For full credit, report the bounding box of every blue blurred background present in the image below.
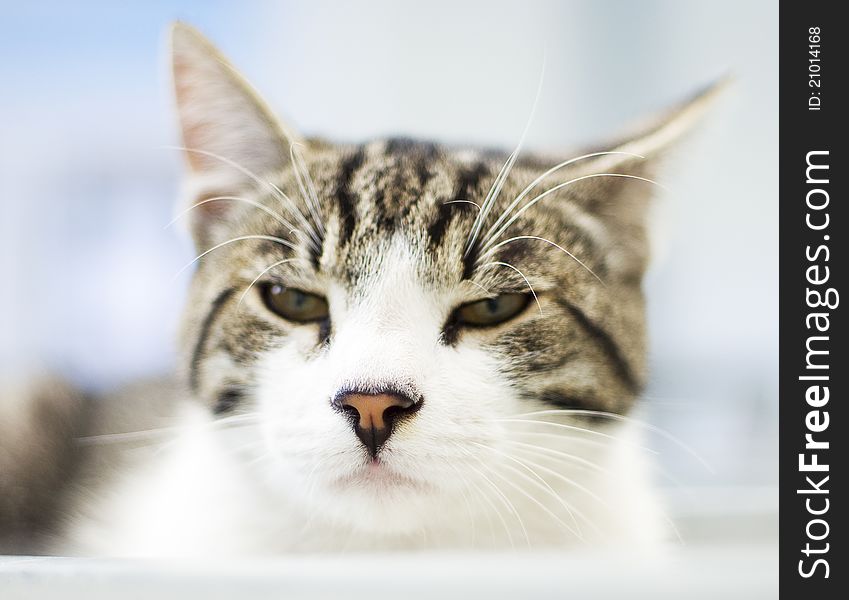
[0,1,777,536]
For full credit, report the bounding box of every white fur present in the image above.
[65,236,668,556]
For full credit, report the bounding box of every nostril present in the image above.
[340,403,360,424]
[382,401,421,428]
[333,389,422,457]
[382,404,402,425]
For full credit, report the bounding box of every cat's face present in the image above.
[170,23,717,542]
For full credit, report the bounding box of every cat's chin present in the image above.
[296,461,446,535]
[334,459,431,492]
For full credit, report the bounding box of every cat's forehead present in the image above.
[223,138,586,295]
[286,139,519,286]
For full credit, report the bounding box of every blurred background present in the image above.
[0,0,776,548]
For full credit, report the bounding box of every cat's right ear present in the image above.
[170,22,298,246]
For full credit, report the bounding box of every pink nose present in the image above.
[337,391,420,457]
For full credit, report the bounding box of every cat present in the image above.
[0,22,723,557]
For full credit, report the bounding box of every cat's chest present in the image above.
[64,408,291,557]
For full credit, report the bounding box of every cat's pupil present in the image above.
[486,298,499,314]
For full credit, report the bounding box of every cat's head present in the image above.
[170,23,719,543]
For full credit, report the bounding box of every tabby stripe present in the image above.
[534,389,623,417]
[413,149,436,189]
[554,298,641,394]
[190,287,236,392]
[428,161,488,259]
[213,388,244,415]
[427,200,457,250]
[335,147,366,246]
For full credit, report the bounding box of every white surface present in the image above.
[0,547,777,600]
[0,486,778,598]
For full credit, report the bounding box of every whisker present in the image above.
[173,234,296,280]
[74,412,263,447]
[464,57,546,258]
[237,258,303,308]
[445,462,481,547]
[503,428,657,454]
[465,151,518,257]
[478,457,581,541]
[165,145,321,251]
[478,261,542,315]
[480,235,605,287]
[485,173,666,247]
[478,151,645,251]
[471,441,582,538]
[443,199,482,212]
[508,409,712,473]
[461,453,530,548]
[495,417,647,449]
[505,445,611,511]
[465,474,508,548]
[289,143,325,237]
[500,439,612,475]
[464,279,493,295]
[500,439,685,542]
[492,459,585,540]
[165,195,298,234]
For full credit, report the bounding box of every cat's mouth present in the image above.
[334,459,429,492]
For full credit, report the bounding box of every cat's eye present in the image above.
[259,283,329,323]
[455,293,531,327]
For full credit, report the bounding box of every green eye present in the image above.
[259,283,329,323]
[456,293,531,327]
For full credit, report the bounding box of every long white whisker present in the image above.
[461,453,530,548]
[464,474,509,548]
[501,439,612,474]
[471,441,581,538]
[493,459,584,540]
[509,409,713,473]
[465,151,518,257]
[510,439,684,546]
[504,450,609,540]
[478,261,542,315]
[478,457,581,541]
[237,258,302,308]
[496,417,646,449]
[481,235,605,286]
[443,199,482,211]
[166,145,321,251]
[464,57,546,258]
[174,235,296,279]
[506,445,611,510]
[74,412,263,446]
[506,429,659,455]
[290,143,325,237]
[443,460,483,547]
[464,280,493,295]
[479,151,645,251]
[165,195,298,234]
[486,173,666,246]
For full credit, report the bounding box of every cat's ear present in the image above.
[577,77,729,174]
[562,78,729,277]
[170,22,299,245]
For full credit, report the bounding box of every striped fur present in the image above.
[0,23,723,555]
[182,138,651,418]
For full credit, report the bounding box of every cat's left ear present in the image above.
[560,78,730,277]
[576,77,730,174]
[170,22,299,245]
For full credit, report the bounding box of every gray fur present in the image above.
[0,22,723,553]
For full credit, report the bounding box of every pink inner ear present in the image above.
[172,59,213,174]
